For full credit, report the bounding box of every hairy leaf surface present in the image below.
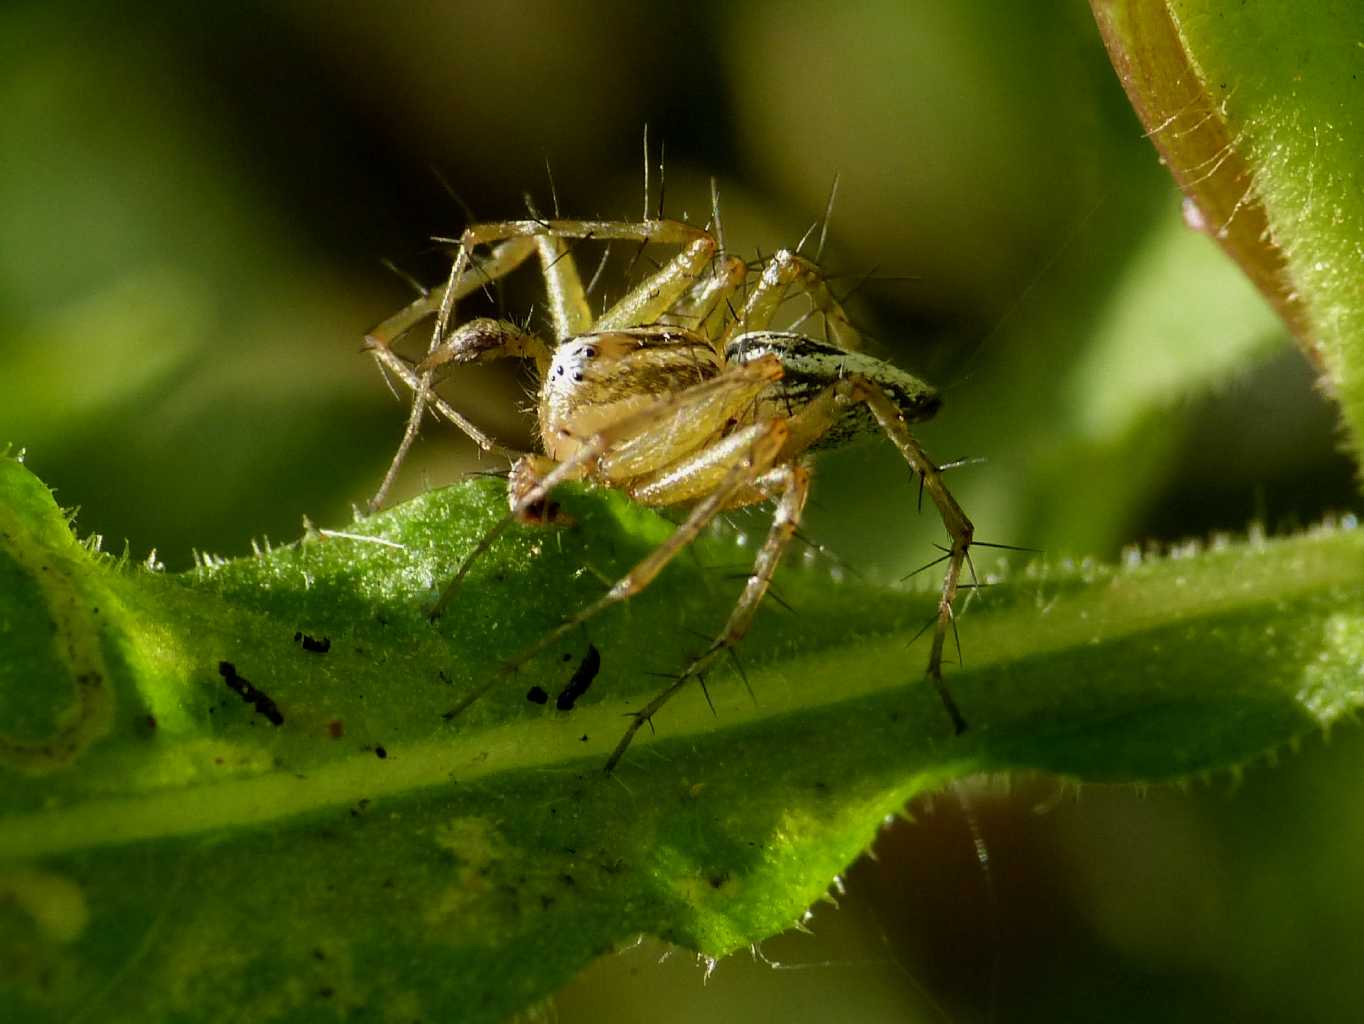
[3,456,1362,1022]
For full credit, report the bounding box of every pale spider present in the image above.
[363,190,973,771]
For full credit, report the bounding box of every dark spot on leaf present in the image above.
[217,661,284,725]
[328,720,344,738]
[312,948,326,961]
[560,873,575,887]
[526,686,549,705]
[374,745,388,759]
[556,644,601,711]
[709,873,729,889]
[318,987,334,999]
[294,632,331,654]
[579,734,588,742]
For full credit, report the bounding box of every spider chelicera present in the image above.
[363,191,973,771]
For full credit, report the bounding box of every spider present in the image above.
[363,191,973,771]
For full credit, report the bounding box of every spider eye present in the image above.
[572,372,584,382]
[555,365,564,376]
[583,346,596,358]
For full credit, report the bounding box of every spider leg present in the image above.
[523,197,593,340]
[595,234,717,331]
[420,220,714,349]
[364,331,520,460]
[606,461,811,772]
[499,418,791,675]
[367,237,541,510]
[844,377,972,733]
[364,236,539,352]
[657,254,749,349]
[772,375,971,732]
[537,233,594,340]
[518,215,722,337]
[722,248,863,352]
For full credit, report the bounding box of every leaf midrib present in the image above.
[6,525,1359,861]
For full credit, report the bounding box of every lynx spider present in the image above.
[364,185,973,771]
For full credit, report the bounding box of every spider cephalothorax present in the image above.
[364,201,972,770]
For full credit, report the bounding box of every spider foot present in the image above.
[604,664,711,773]
[605,709,655,774]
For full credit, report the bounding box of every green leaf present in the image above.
[1091,0,1364,451]
[4,453,1364,1022]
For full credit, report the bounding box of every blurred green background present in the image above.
[3,1,1361,1020]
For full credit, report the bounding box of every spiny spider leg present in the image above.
[435,217,716,340]
[377,236,534,512]
[500,418,790,677]
[657,254,748,347]
[368,315,547,455]
[731,366,969,733]
[845,377,972,733]
[594,235,717,331]
[536,231,594,339]
[605,461,811,772]
[367,237,540,509]
[365,237,539,353]
[722,248,863,351]
[363,333,519,460]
